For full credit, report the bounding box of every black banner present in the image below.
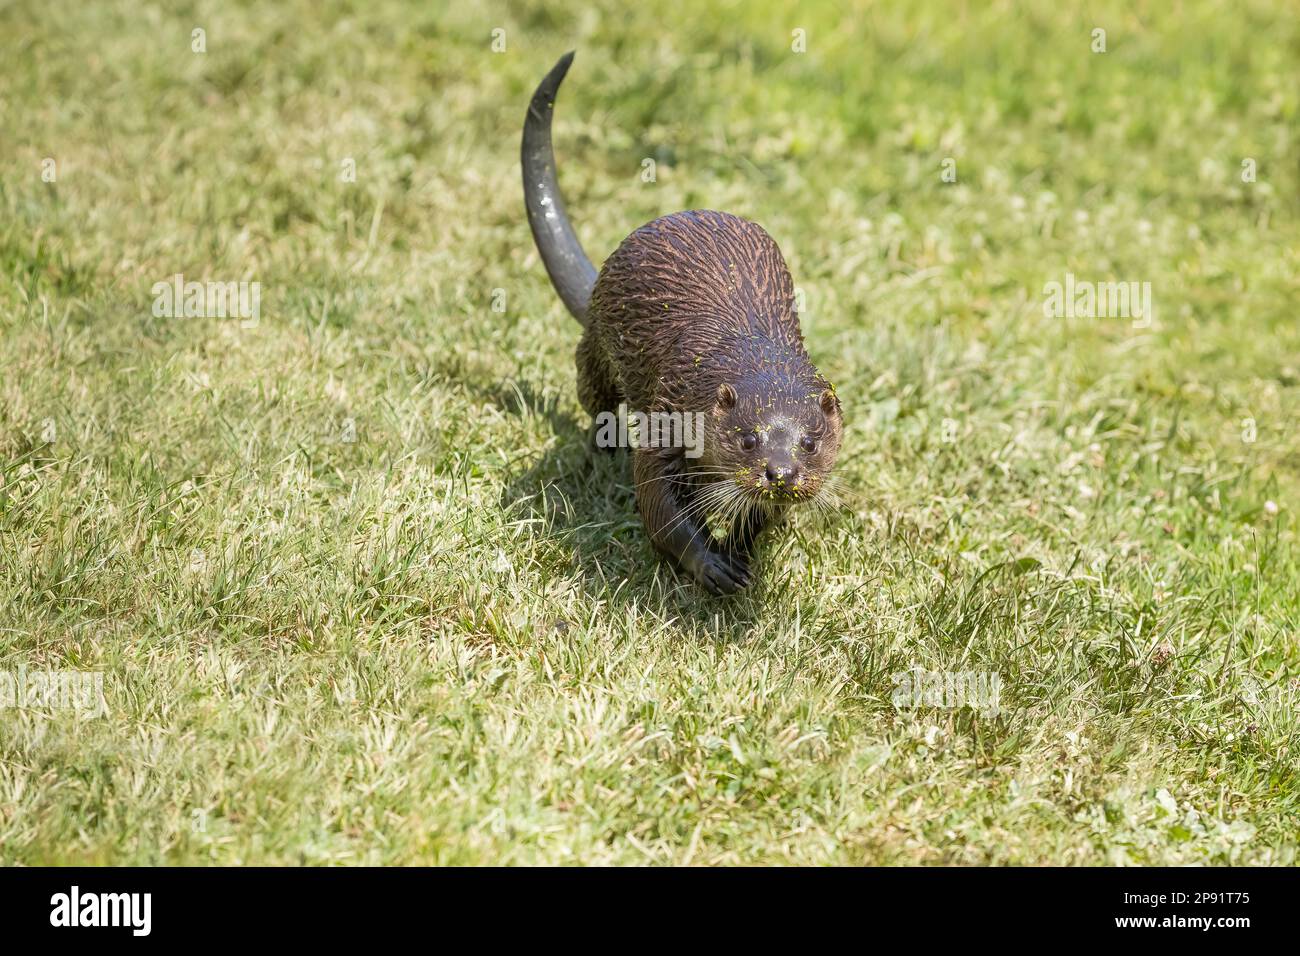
[0,866,1281,942]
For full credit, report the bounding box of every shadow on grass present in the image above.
[492,378,769,636]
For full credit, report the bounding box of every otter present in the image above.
[522,52,843,595]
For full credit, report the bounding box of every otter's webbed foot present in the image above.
[633,448,752,595]
[685,548,752,595]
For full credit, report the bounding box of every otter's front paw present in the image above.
[685,548,752,596]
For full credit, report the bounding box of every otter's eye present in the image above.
[800,436,818,453]
[740,433,758,451]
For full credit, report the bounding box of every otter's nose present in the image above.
[765,463,799,487]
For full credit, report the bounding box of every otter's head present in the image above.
[700,374,843,505]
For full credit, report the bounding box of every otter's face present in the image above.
[703,380,843,504]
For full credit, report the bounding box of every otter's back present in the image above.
[593,210,794,326]
[586,211,801,400]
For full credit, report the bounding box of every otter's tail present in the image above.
[522,51,597,325]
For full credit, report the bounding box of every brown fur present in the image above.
[581,210,843,595]
[520,54,842,594]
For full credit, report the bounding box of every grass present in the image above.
[0,0,1297,864]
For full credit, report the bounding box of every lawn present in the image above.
[0,0,1296,864]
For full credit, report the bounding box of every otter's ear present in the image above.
[716,383,737,409]
[819,388,839,415]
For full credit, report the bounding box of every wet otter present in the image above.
[522,52,843,595]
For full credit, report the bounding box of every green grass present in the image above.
[1,0,1297,864]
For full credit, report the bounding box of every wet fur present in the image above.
[582,211,840,593]
[523,55,843,595]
